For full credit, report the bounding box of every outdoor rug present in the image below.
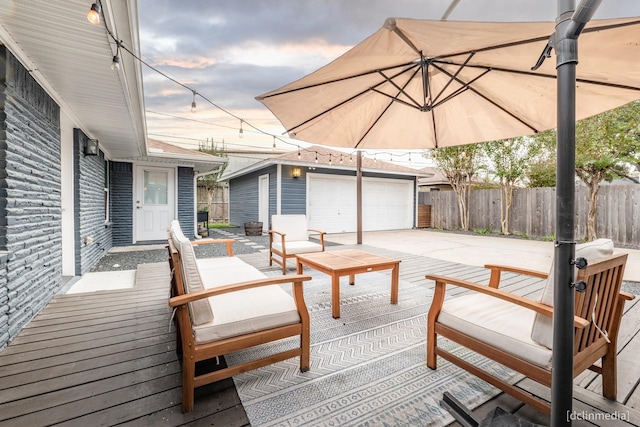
[226,270,523,427]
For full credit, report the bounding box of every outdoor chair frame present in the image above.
[426,253,633,415]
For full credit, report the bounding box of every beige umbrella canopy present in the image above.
[257,17,640,150]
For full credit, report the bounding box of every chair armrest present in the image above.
[169,274,312,307]
[191,239,235,256]
[483,264,548,288]
[425,273,589,329]
[620,291,636,301]
[308,229,326,249]
[269,230,285,237]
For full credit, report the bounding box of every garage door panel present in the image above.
[308,174,413,233]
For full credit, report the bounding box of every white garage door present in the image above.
[307,173,413,233]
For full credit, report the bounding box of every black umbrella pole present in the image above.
[553,4,577,423]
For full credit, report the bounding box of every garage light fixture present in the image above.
[292,167,301,178]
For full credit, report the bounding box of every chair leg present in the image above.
[427,328,437,369]
[181,352,196,413]
[601,344,618,400]
[300,328,310,372]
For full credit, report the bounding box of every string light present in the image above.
[111,55,120,71]
[87,2,101,25]
[86,5,435,167]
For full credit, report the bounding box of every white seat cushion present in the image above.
[271,214,309,241]
[272,240,323,255]
[530,238,614,349]
[438,293,552,369]
[192,257,300,344]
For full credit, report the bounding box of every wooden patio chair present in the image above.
[425,238,634,415]
[269,214,326,274]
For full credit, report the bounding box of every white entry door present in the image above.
[136,166,175,241]
[258,174,269,231]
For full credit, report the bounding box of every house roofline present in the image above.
[223,157,430,181]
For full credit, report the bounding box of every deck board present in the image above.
[0,245,638,426]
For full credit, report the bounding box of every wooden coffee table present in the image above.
[296,249,400,318]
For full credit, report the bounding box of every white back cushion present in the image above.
[530,238,614,349]
[271,215,309,242]
[170,220,214,326]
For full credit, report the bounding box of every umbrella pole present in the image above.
[553,1,603,423]
[357,150,363,244]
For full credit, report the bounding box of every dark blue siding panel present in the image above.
[229,165,277,227]
[110,161,133,246]
[177,167,194,239]
[73,129,112,275]
[0,48,62,349]
[281,165,306,214]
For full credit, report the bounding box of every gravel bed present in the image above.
[90,228,334,272]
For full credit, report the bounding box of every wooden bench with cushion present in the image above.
[426,238,634,414]
[167,220,312,412]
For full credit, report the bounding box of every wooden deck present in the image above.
[1,245,639,426]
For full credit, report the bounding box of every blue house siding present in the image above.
[281,165,306,214]
[0,48,63,349]
[73,128,112,275]
[110,161,133,246]
[177,167,195,238]
[229,165,277,227]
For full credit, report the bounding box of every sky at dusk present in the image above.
[137,0,640,166]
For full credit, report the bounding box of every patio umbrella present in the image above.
[257,16,640,150]
[257,4,640,425]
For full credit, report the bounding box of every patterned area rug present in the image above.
[226,271,522,427]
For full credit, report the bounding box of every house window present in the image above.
[104,160,110,222]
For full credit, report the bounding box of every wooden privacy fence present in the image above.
[419,185,640,248]
[197,185,229,224]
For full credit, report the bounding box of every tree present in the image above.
[483,137,540,234]
[427,144,482,231]
[198,141,228,223]
[526,129,557,188]
[575,101,640,241]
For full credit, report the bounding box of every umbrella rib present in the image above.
[356,65,421,148]
[444,61,640,92]
[429,53,475,106]
[436,65,540,133]
[377,65,424,109]
[257,61,419,100]
[437,19,640,60]
[286,63,423,134]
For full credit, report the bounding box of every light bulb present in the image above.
[297,148,301,160]
[110,55,120,71]
[190,90,197,113]
[239,120,244,138]
[272,137,276,151]
[87,3,101,24]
